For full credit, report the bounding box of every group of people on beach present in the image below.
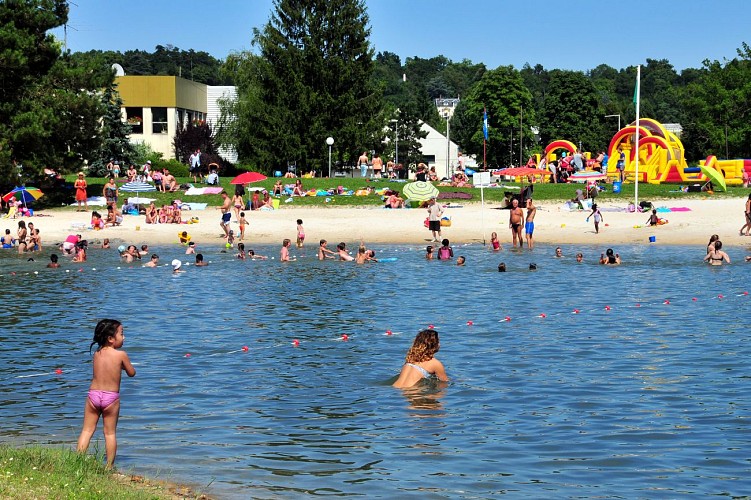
[104,162,180,192]
[143,201,188,225]
[1,220,42,253]
[507,198,537,249]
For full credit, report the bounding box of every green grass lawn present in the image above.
[0,445,203,499]
[62,174,747,211]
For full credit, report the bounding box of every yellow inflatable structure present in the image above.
[604,118,750,191]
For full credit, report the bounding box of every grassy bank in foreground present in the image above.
[0,445,207,499]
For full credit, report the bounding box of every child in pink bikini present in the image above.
[77,319,136,468]
[296,219,305,248]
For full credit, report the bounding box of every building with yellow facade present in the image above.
[115,75,237,162]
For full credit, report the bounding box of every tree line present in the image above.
[68,45,231,86]
[219,0,751,172]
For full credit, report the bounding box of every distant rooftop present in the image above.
[435,98,460,108]
[663,123,683,135]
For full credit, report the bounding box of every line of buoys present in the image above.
[490,290,749,325]
[12,287,749,377]
[15,368,65,379]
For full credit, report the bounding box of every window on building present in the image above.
[152,107,168,134]
[125,107,143,134]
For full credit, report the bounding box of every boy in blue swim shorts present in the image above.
[525,198,536,250]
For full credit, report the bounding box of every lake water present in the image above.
[0,242,749,498]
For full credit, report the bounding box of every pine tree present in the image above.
[89,83,137,176]
[0,0,69,181]
[230,0,381,172]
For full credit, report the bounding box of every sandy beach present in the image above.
[10,196,751,250]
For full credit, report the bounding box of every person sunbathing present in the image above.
[171,201,182,224]
[262,192,274,209]
[292,179,304,196]
[163,171,178,192]
[145,202,158,224]
[386,192,404,209]
[163,204,175,224]
[428,167,439,182]
[105,205,123,227]
[451,170,469,187]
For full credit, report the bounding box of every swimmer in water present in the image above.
[392,329,448,388]
[318,239,336,260]
[704,240,730,265]
[425,245,434,260]
[337,242,354,262]
[599,248,621,265]
[490,232,501,251]
[706,234,719,255]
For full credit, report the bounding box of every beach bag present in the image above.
[440,216,451,227]
[627,203,636,213]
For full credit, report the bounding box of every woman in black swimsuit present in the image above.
[704,240,730,265]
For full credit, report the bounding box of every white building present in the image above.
[206,86,238,163]
[435,97,460,120]
[418,121,475,180]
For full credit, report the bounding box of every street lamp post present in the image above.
[326,137,334,178]
[395,122,399,168]
[444,111,451,178]
[605,114,621,131]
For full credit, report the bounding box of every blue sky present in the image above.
[55,0,751,72]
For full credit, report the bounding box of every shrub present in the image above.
[153,158,188,177]
[131,141,162,167]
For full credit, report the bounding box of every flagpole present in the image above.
[634,65,641,209]
[483,136,486,170]
[483,107,488,169]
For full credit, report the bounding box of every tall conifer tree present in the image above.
[230,0,380,171]
[89,83,137,176]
